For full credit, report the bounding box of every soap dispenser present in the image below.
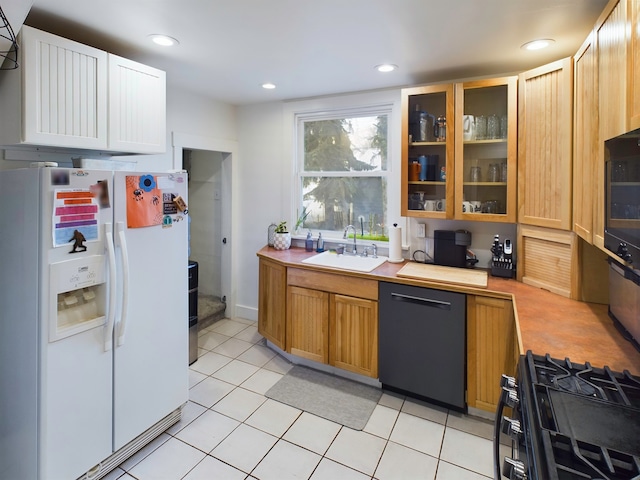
[316,232,325,252]
[305,231,314,252]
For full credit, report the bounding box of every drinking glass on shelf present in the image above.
[487,114,499,139]
[500,115,508,139]
[470,166,481,182]
[500,162,507,183]
[475,115,487,140]
[488,163,500,182]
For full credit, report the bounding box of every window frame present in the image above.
[293,103,395,244]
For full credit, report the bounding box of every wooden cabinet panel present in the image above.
[257,259,286,350]
[518,58,573,230]
[467,295,518,412]
[287,286,329,363]
[329,294,378,378]
[573,34,598,243]
[630,0,640,130]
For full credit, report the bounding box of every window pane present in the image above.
[301,176,388,240]
[303,115,388,172]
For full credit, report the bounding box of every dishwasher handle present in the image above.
[390,292,451,310]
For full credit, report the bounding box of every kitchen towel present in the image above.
[388,223,403,263]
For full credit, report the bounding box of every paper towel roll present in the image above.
[388,224,403,263]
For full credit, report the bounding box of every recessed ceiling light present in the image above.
[262,83,276,90]
[521,39,555,51]
[148,34,179,47]
[375,64,398,73]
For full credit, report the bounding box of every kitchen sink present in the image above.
[301,250,388,273]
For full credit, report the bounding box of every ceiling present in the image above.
[22,0,609,106]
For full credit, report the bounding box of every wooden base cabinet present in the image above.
[466,295,519,412]
[330,294,378,378]
[286,268,379,378]
[258,259,286,350]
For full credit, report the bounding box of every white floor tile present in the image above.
[310,458,371,480]
[446,411,494,441]
[378,391,405,410]
[262,354,293,374]
[128,437,206,479]
[190,351,233,376]
[439,427,494,477]
[245,399,302,437]
[325,427,386,476]
[188,369,207,388]
[234,324,264,343]
[211,387,266,422]
[183,455,246,480]
[389,412,445,457]
[252,440,321,480]
[283,411,342,455]
[237,344,277,367]
[212,359,260,385]
[232,317,256,325]
[401,397,449,424]
[363,404,399,439]
[189,376,235,408]
[213,337,254,358]
[374,441,438,480]
[435,460,492,480]
[212,319,251,337]
[198,330,231,350]
[241,368,283,395]
[166,401,207,435]
[176,409,241,453]
[210,424,278,474]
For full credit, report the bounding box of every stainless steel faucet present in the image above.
[343,225,357,255]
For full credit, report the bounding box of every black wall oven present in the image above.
[495,351,640,479]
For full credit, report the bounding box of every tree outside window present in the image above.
[297,112,389,241]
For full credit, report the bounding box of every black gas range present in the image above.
[495,351,640,479]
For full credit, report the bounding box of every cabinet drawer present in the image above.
[287,268,378,300]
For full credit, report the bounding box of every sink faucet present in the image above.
[343,225,357,255]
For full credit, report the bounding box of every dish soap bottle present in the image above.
[305,231,314,252]
[316,232,325,252]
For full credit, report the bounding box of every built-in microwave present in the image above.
[604,127,640,265]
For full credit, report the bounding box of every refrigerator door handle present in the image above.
[104,223,117,351]
[116,221,130,347]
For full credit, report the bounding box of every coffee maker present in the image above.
[434,230,471,268]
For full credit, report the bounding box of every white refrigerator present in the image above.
[0,165,189,480]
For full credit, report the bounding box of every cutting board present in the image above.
[396,262,488,288]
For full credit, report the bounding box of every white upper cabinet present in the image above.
[108,55,166,154]
[0,26,166,154]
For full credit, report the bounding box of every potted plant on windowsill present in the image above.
[273,221,291,250]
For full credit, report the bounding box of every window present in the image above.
[295,107,390,242]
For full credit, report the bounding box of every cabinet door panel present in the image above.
[287,286,329,364]
[258,259,286,350]
[329,294,378,378]
[22,26,108,149]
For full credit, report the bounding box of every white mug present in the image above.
[470,200,482,212]
[463,115,475,141]
[423,199,437,211]
[462,201,474,213]
[436,199,446,211]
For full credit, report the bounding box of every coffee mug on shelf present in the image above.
[470,200,482,212]
[462,201,474,213]
[463,115,475,141]
[436,199,446,211]
[424,200,437,211]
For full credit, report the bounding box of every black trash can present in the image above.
[188,261,198,365]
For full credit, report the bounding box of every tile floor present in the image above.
[105,318,506,480]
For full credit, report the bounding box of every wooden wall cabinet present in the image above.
[466,295,519,413]
[401,84,455,218]
[518,57,574,230]
[573,33,598,243]
[630,0,640,130]
[0,26,166,154]
[287,268,379,378]
[454,77,518,222]
[257,258,286,350]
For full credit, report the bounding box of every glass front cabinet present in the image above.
[454,77,518,222]
[401,77,517,223]
[401,84,455,219]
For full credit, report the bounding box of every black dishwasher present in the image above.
[378,281,466,410]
